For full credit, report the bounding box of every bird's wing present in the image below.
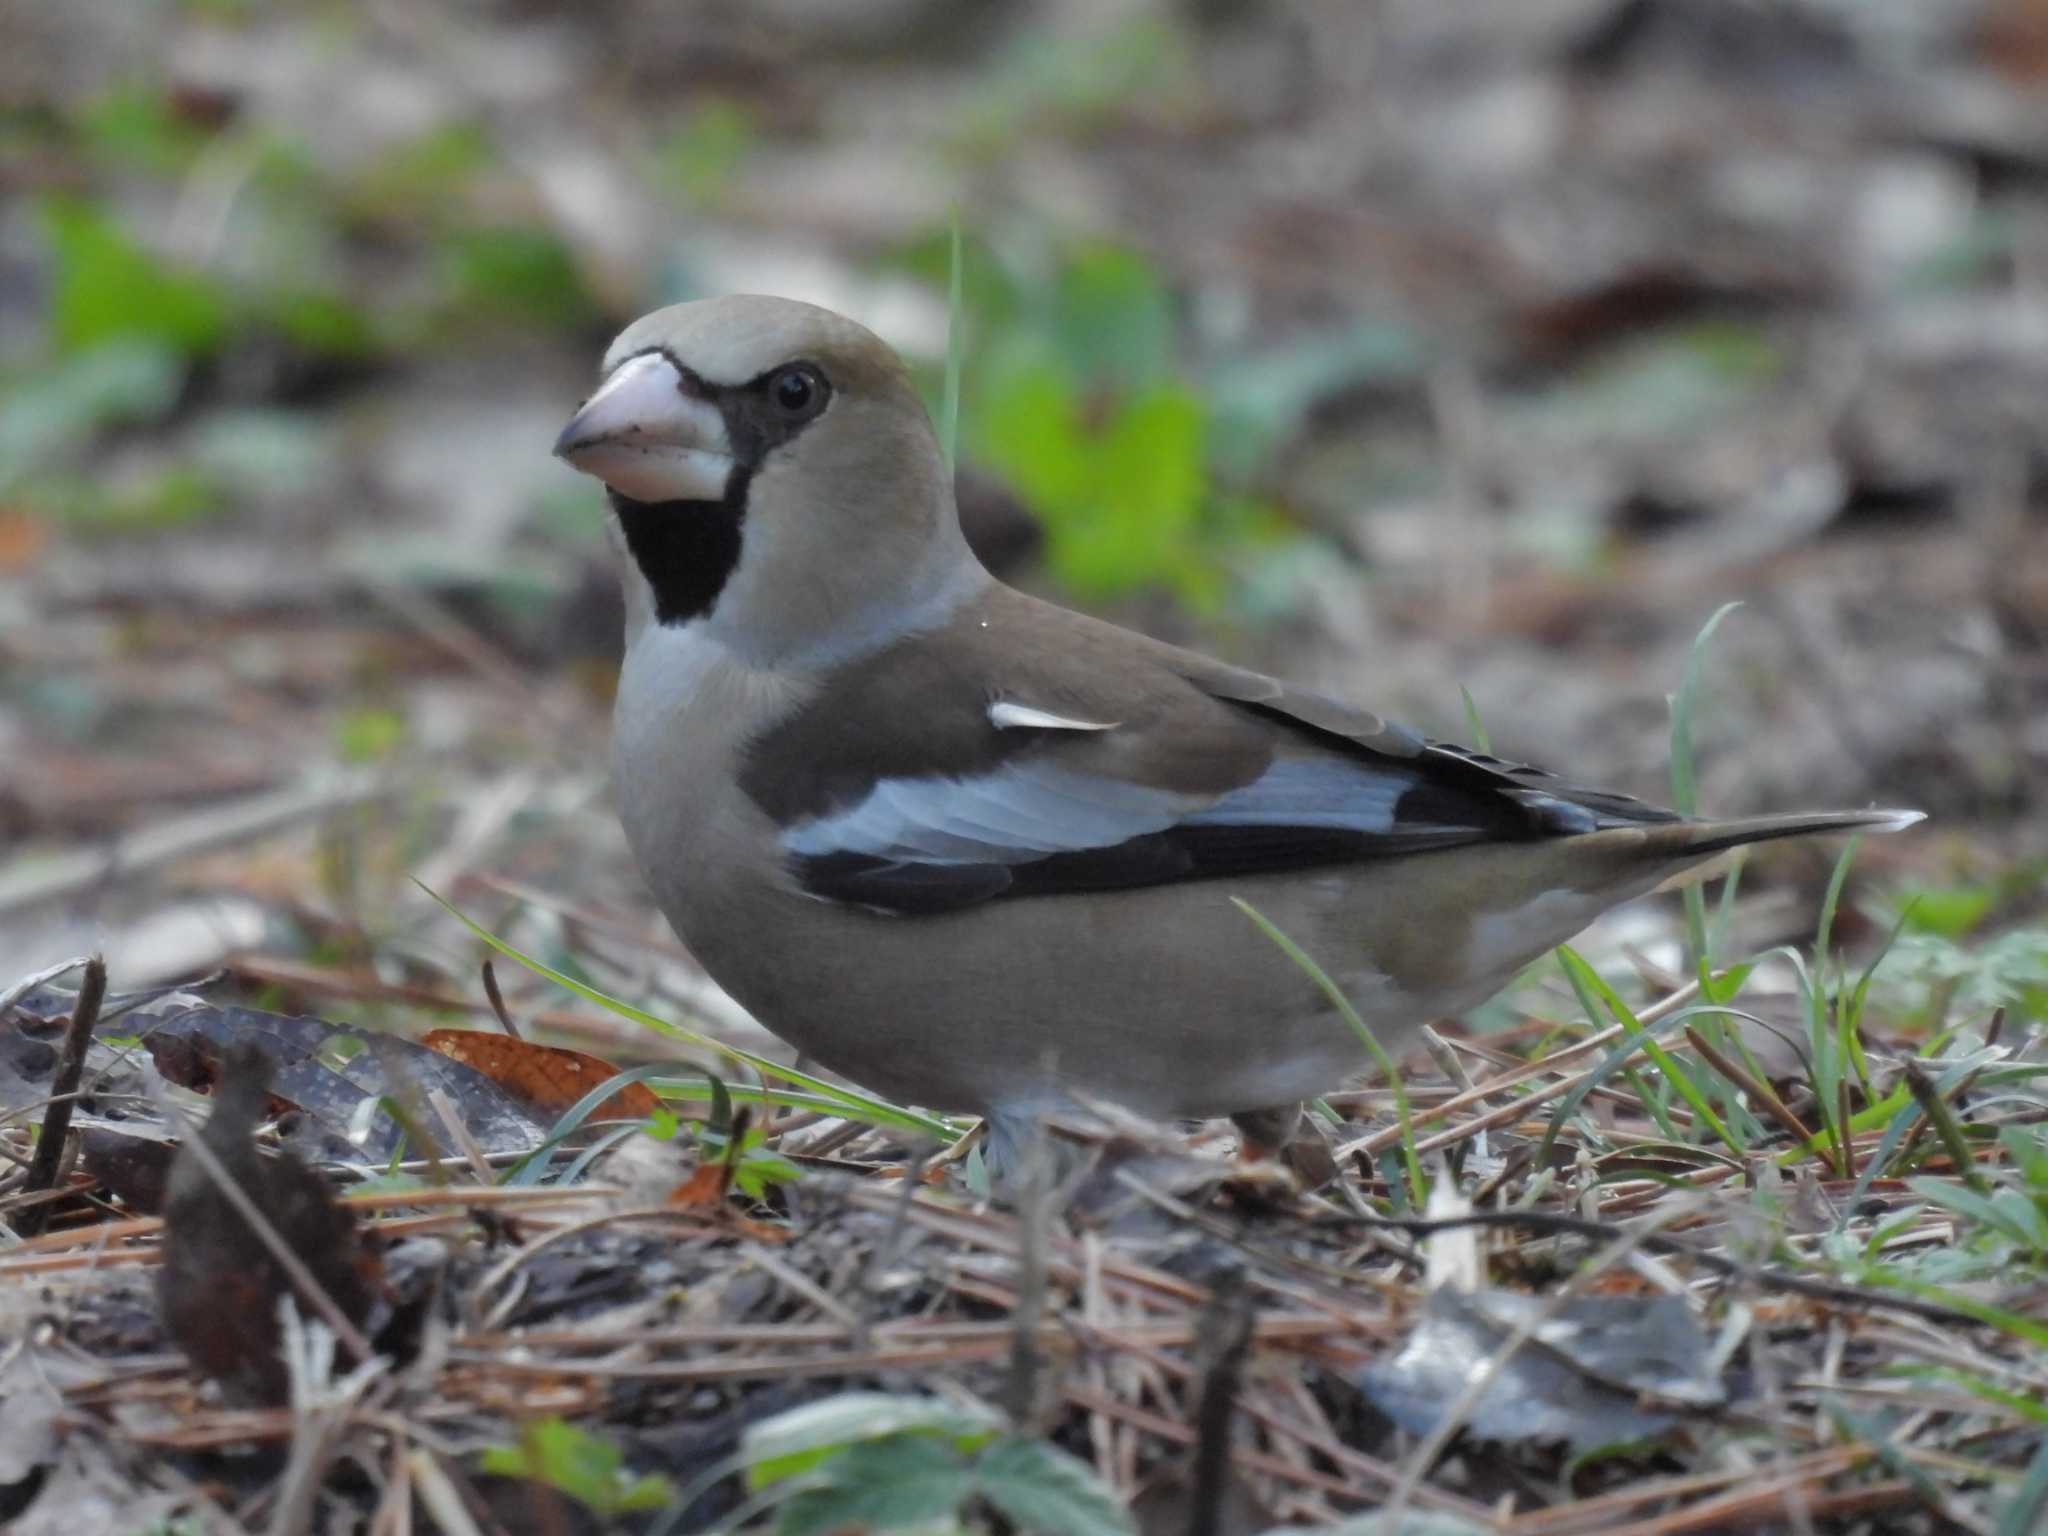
[742,591,1682,915]
[1184,654,1684,836]
[779,745,1506,912]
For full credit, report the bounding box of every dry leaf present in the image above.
[420,1029,659,1122]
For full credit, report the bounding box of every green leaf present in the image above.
[438,227,594,328]
[1894,882,1996,940]
[477,1418,670,1517]
[1905,1177,2039,1250]
[1051,242,1172,392]
[1057,384,1205,594]
[1700,962,1754,1007]
[335,706,406,763]
[976,357,1088,509]
[2001,1125,2048,1188]
[975,1436,1135,1536]
[77,85,210,173]
[774,1435,974,1536]
[657,97,756,206]
[1999,1421,2048,1536]
[263,287,376,359]
[42,199,229,357]
[0,339,185,483]
[742,1393,1002,1490]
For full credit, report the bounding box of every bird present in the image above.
[552,294,1920,1170]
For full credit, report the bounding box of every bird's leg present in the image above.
[1231,1102,1339,1185]
[1229,1102,1304,1161]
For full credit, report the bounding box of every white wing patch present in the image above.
[781,755,1447,868]
[987,701,1120,732]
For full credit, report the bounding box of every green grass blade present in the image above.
[1706,848,1747,965]
[940,210,964,474]
[1534,996,1719,1165]
[1901,1057,1991,1195]
[506,1061,678,1185]
[1999,1421,2048,1536]
[1857,1266,2048,1350]
[421,883,955,1139]
[1670,601,1742,973]
[1555,945,1742,1153]
[1836,1092,1923,1225]
[1823,1399,1952,1511]
[1620,1063,1682,1143]
[552,1122,646,1188]
[1668,600,1741,818]
[1458,684,1492,754]
[1234,897,1426,1206]
[1814,831,1862,971]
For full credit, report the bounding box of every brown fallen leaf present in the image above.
[420,1028,660,1123]
[156,1044,380,1405]
[664,1162,730,1209]
[668,1105,746,1210]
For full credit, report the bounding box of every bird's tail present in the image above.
[1645,807,1923,892]
[1677,807,1923,858]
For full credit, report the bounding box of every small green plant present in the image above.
[42,199,230,357]
[891,234,1282,611]
[722,1392,1135,1536]
[479,1417,671,1518]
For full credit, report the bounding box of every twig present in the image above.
[478,960,522,1039]
[1684,1025,1816,1146]
[19,956,106,1238]
[1186,1269,1254,1536]
[1005,1126,1051,1429]
[1902,1058,1991,1196]
[0,772,378,919]
[852,1148,928,1352]
[1306,1208,1994,1328]
[1334,979,1704,1159]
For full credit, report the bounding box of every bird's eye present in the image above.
[769,364,826,418]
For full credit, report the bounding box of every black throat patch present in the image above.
[611,471,749,628]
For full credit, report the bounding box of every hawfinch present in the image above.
[553,295,1918,1167]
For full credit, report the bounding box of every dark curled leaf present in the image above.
[1360,1288,1725,1452]
[156,1043,381,1404]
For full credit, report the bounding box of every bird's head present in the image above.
[555,295,981,660]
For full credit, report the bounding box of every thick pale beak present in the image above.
[552,351,735,503]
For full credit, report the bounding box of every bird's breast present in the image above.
[613,625,816,884]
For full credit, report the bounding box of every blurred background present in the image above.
[3,0,2043,1041]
